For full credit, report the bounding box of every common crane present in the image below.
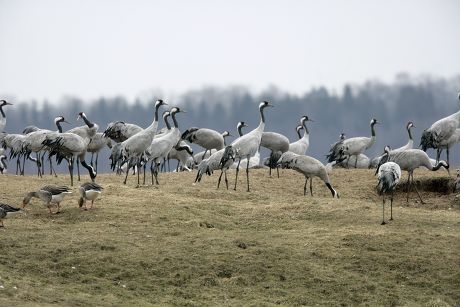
[376,146,401,225]
[288,116,312,155]
[0,154,6,174]
[435,128,460,167]
[87,132,112,172]
[103,121,143,143]
[340,118,379,168]
[118,99,167,185]
[0,100,12,133]
[277,152,340,198]
[326,133,346,163]
[221,101,273,192]
[376,147,448,204]
[182,127,231,160]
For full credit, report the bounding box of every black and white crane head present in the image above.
[237,122,248,136]
[370,118,379,126]
[0,100,13,109]
[300,115,313,124]
[407,121,416,130]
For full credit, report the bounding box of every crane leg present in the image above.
[405,172,411,203]
[137,161,141,187]
[69,158,74,187]
[269,164,272,177]
[310,178,313,196]
[354,155,358,168]
[41,154,45,175]
[436,149,441,164]
[16,157,20,175]
[77,158,81,181]
[246,157,250,192]
[304,178,308,196]
[346,156,350,169]
[150,160,155,185]
[202,150,208,161]
[90,153,94,167]
[217,171,223,189]
[95,153,99,173]
[36,153,41,177]
[123,160,130,185]
[143,162,147,185]
[21,155,26,175]
[234,159,241,191]
[389,191,394,221]
[381,195,386,225]
[225,171,229,190]
[411,173,425,204]
[154,163,160,185]
[447,148,450,175]
[276,165,280,178]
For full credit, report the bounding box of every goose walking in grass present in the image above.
[23,185,72,214]
[78,182,103,210]
[375,146,448,204]
[376,147,401,225]
[277,152,340,198]
[0,203,23,228]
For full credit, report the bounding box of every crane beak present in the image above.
[77,115,81,120]
[63,120,70,124]
[181,110,187,113]
[4,102,13,106]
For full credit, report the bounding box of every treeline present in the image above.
[4,74,460,173]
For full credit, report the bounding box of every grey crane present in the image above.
[288,116,313,155]
[182,127,231,160]
[277,152,340,198]
[376,146,401,225]
[118,99,167,185]
[370,122,415,168]
[221,101,273,192]
[376,147,448,204]
[435,128,460,166]
[78,182,103,210]
[103,121,143,143]
[261,131,289,178]
[2,133,31,175]
[195,121,247,189]
[23,116,68,177]
[0,203,23,228]
[42,132,96,186]
[87,132,112,172]
[339,118,379,168]
[326,133,346,163]
[0,100,13,133]
[420,93,460,159]
[23,184,72,214]
[144,107,184,185]
[168,141,194,172]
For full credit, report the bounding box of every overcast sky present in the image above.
[0,0,459,103]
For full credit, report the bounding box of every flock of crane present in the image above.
[0,93,460,226]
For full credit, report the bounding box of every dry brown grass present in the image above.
[0,168,459,306]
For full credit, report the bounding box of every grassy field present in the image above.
[0,168,459,306]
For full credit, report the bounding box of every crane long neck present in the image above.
[238,126,244,137]
[0,106,5,118]
[81,114,94,128]
[371,123,376,137]
[302,121,309,136]
[163,115,171,130]
[146,104,161,131]
[432,161,445,171]
[56,121,63,133]
[407,127,413,140]
[296,129,302,139]
[171,112,179,128]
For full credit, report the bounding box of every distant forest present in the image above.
[4,74,460,173]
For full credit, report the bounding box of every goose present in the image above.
[78,182,103,210]
[288,116,312,155]
[0,203,23,228]
[376,147,448,204]
[103,121,143,143]
[0,154,7,174]
[277,152,340,198]
[340,118,379,168]
[182,127,231,159]
[260,131,289,177]
[42,132,96,186]
[0,100,13,133]
[376,148,401,225]
[326,133,346,163]
[87,132,112,172]
[221,101,273,192]
[118,99,167,185]
[23,185,72,214]
[144,107,184,185]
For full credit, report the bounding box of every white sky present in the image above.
[0,0,459,103]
